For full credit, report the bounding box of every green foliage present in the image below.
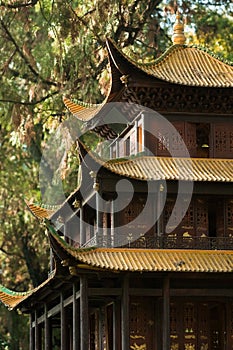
[0,0,232,348]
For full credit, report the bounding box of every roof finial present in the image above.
[172,11,186,45]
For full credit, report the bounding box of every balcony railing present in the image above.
[82,233,233,250]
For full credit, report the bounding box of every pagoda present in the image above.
[1,13,233,350]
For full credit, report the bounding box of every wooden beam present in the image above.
[80,274,89,350]
[121,274,129,350]
[73,283,80,350]
[33,291,81,326]
[88,287,233,297]
[162,276,170,350]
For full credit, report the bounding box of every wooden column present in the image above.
[35,309,41,350]
[111,200,115,247]
[80,275,89,350]
[113,302,120,350]
[29,313,34,350]
[80,205,86,246]
[96,192,100,244]
[73,283,80,350]
[44,303,51,350]
[99,307,104,350]
[157,183,165,240]
[61,292,67,350]
[121,274,129,350]
[163,275,170,350]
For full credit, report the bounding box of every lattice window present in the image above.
[184,303,196,350]
[184,303,195,334]
[157,122,185,156]
[186,123,197,157]
[196,199,208,236]
[130,297,154,350]
[181,202,195,235]
[215,200,224,237]
[226,200,233,237]
[213,123,233,158]
[230,132,233,152]
[215,129,227,152]
[124,202,143,224]
[170,303,179,350]
[170,303,178,335]
[158,131,170,151]
[198,303,209,348]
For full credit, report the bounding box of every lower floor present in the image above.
[28,273,233,350]
[90,298,233,350]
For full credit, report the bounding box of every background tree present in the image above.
[0,0,232,348]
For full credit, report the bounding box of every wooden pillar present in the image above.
[96,192,100,244]
[44,303,51,350]
[113,302,120,350]
[116,140,119,158]
[61,292,67,350]
[80,205,86,246]
[29,313,34,350]
[163,275,170,350]
[35,309,41,350]
[73,283,80,350]
[121,274,129,350]
[111,200,115,247]
[157,182,165,242]
[99,307,104,350]
[80,274,89,350]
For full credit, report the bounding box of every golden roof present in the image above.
[0,287,30,309]
[71,248,233,273]
[103,156,233,182]
[25,200,55,220]
[25,154,233,221]
[0,271,56,309]
[63,97,105,122]
[140,46,233,87]
[64,39,233,124]
[46,228,233,274]
[107,38,233,88]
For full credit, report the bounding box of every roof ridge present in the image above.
[110,38,233,68]
[0,284,31,297]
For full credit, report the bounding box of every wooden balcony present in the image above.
[83,234,233,250]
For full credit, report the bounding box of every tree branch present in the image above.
[0,19,57,87]
[0,0,38,9]
[0,90,60,105]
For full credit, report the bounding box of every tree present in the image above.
[0,0,232,348]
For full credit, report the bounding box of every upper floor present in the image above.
[109,113,233,159]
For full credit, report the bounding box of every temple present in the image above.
[1,13,233,350]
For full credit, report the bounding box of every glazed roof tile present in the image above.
[47,228,233,273]
[64,40,233,124]
[26,155,233,221]
[106,39,233,88]
[25,200,56,220]
[73,248,233,273]
[136,45,233,87]
[51,232,233,273]
[104,156,233,182]
[0,271,56,309]
[63,97,104,122]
